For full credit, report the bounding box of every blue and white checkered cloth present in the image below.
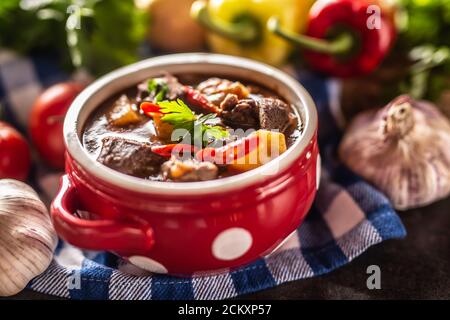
[0,50,406,300]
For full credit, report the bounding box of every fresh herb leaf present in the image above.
[405,45,450,99]
[159,99,196,124]
[196,113,229,142]
[203,125,229,140]
[173,121,195,142]
[396,0,450,100]
[148,78,169,102]
[0,0,147,75]
[197,113,222,126]
[156,99,229,146]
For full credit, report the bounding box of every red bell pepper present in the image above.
[140,101,162,115]
[151,144,200,158]
[196,134,260,164]
[268,0,396,77]
[142,89,220,115]
[183,86,221,114]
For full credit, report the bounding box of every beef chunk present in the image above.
[220,93,239,110]
[258,98,292,132]
[137,74,184,102]
[162,74,185,100]
[220,94,293,132]
[97,137,166,178]
[197,77,249,106]
[220,94,260,129]
[161,156,218,182]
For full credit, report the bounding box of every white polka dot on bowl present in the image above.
[128,256,168,274]
[316,154,322,190]
[212,228,253,261]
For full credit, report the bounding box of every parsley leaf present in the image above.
[196,114,229,141]
[148,79,169,102]
[197,113,222,126]
[156,99,229,146]
[203,125,230,140]
[159,99,196,124]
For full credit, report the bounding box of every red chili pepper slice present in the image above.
[140,101,162,115]
[196,135,260,164]
[183,86,221,114]
[151,144,199,158]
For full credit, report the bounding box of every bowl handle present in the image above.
[51,174,154,254]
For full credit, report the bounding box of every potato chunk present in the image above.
[151,113,174,141]
[161,156,218,182]
[228,130,287,172]
[197,77,250,106]
[108,95,141,127]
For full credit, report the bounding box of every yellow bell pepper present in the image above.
[228,130,287,172]
[191,0,315,66]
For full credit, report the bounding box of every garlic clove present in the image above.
[0,179,57,296]
[339,95,450,210]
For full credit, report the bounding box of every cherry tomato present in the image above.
[29,82,84,169]
[0,121,31,181]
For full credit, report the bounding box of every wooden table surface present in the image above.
[4,198,450,300]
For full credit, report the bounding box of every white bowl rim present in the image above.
[64,53,318,195]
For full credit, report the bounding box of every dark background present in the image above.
[4,197,449,300]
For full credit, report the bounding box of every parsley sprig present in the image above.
[157,99,229,145]
[148,78,169,102]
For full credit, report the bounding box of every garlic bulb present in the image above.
[0,179,57,296]
[339,95,450,210]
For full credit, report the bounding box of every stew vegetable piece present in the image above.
[83,74,302,182]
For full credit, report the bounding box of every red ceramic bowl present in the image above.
[51,54,320,275]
